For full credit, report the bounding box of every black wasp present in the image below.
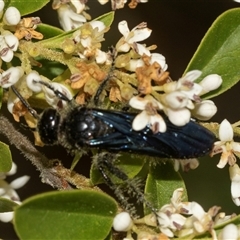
[11,80,216,213]
[12,81,215,159]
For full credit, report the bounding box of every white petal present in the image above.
[90,21,106,32]
[117,42,131,52]
[125,59,144,72]
[135,43,151,56]
[10,175,30,189]
[166,108,191,126]
[113,212,133,232]
[231,181,240,199]
[129,27,152,43]
[229,164,240,181]
[129,96,147,110]
[219,119,233,141]
[1,66,23,87]
[157,212,171,227]
[188,202,206,219]
[1,49,13,63]
[118,21,130,37]
[7,162,17,176]
[159,227,174,238]
[4,33,19,51]
[232,142,240,153]
[132,111,149,131]
[150,53,167,70]
[150,114,167,133]
[170,213,186,229]
[164,92,188,109]
[70,0,85,13]
[181,70,202,82]
[217,152,230,169]
[95,49,108,64]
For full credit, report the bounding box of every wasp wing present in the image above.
[89,109,215,159]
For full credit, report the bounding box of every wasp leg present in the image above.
[11,86,40,120]
[93,152,158,215]
[32,80,71,102]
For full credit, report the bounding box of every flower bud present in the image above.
[192,100,217,120]
[219,224,239,240]
[3,7,21,25]
[113,212,133,232]
[199,74,222,95]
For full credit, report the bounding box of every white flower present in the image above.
[211,119,240,168]
[229,164,240,206]
[70,0,85,13]
[0,31,19,62]
[0,162,29,223]
[129,95,166,133]
[113,212,133,232]
[116,21,151,55]
[174,158,199,172]
[0,66,24,88]
[57,4,86,31]
[3,6,21,25]
[42,82,73,108]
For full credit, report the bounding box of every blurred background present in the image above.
[2,0,240,238]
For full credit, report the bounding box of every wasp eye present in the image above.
[38,108,60,145]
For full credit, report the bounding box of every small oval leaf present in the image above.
[0,197,19,212]
[185,8,240,99]
[5,0,50,16]
[14,190,118,240]
[144,162,187,214]
[0,141,12,173]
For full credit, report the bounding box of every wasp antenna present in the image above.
[11,86,40,120]
[33,80,71,102]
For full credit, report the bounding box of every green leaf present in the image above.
[0,197,19,212]
[90,153,146,185]
[5,0,50,16]
[14,190,118,240]
[185,8,240,99]
[144,162,187,214]
[0,141,12,173]
[40,11,115,49]
[38,24,64,39]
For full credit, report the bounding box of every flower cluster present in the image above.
[149,188,234,239]
[129,70,221,132]
[0,162,29,222]
[211,119,240,206]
